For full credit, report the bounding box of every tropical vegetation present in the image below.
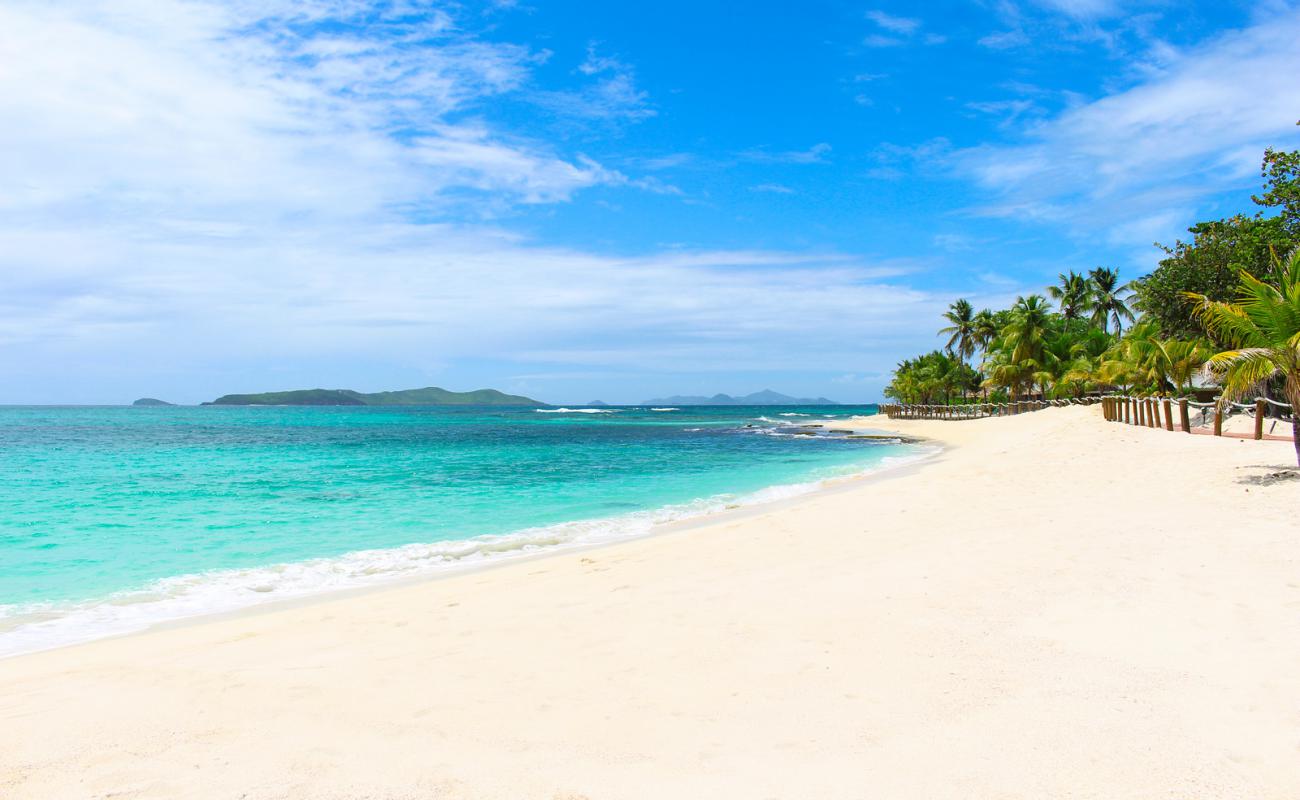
[884,143,1300,463]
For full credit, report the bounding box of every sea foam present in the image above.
[0,447,936,659]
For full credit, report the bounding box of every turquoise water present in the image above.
[0,404,919,655]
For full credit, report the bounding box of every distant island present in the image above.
[586,400,610,407]
[204,386,545,406]
[132,398,174,406]
[642,390,839,406]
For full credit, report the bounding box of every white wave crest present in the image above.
[649,408,679,412]
[535,408,618,414]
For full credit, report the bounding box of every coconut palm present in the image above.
[938,299,977,363]
[989,295,1056,398]
[972,308,998,353]
[1047,271,1092,321]
[1158,339,1213,396]
[1089,267,1135,334]
[1186,247,1300,464]
[1053,325,1113,397]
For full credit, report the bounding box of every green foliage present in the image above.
[1047,271,1091,320]
[1088,267,1134,334]
[884,351,979,405]
[938,299,976,362]
[1253,134,1300,238]
[1133,215,1291,341]
[1187,247,1300,463]
[884,145,1300,419]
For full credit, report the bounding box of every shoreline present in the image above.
[0,420,935,660]
[4,405,1298,799]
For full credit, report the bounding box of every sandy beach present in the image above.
[2,404,1298,799]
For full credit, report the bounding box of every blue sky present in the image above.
[2,0,1298,404]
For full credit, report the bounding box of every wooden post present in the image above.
[1137,399,1145,427]
[1254,399,1266,440]
[1163,398,1173,431]
[1147,398,1157,428]
[1213,405,1223,436]
[1178,398,1190,433]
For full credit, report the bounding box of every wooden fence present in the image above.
[880,397,1099,420]
[1101,395,1294,440]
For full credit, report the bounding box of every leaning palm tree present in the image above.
[1048,271,1091,321]
[1089,267,1135,334]
[938,299,977,363]
[1186,247,1300,465]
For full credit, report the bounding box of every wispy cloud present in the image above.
[0,0,621,223]
[964,98,1041,127]
[956,10,1300,241]
[750,183,795,194]
[865,10,921,34]
[978,29,1031,49]
[739,143,832,165]
[863,9,941,47]
[1031,0,1121,19]
[535,43,655,121]
[0,0,950,403]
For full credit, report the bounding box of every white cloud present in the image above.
[538,43,655,121]
[750,184,795,194]
[978,29,1031,49]
[0,0,612,223]
[863,34,906,48]
[862,10,941,47]
[740,143,832,165]
[0,0,950,402]
[1031,0,1119,18]
[865,10,921,34]
[956,11,1300,237]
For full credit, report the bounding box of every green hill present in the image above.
[205,386,544,406]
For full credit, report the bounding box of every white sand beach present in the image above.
[2,405,1298,799]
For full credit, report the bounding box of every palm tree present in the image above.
[997,295,1055,398]
[1110,321,1210,395]
[973,308,998,352]
[1089,267,1135,334]
[1048,271,1091,321]
[939,299,976,363]
[1187,247,1300,464]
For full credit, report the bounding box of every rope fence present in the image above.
[880,397,1099,420]
[1100,394,1293,440]
[880,395,1294,442]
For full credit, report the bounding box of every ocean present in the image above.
[0,404,923,656]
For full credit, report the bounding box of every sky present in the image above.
[2,0,1299,405]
